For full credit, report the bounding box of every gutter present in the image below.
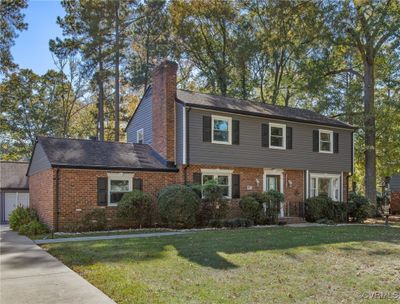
[50,164,179,173]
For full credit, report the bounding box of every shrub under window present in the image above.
[157,185,200,228]
[117,190,153,227]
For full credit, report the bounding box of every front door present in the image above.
[265,175,284,217]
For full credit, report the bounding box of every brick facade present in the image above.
[29,169,55,228]
[283,170,305,216]
[391,192,400,214]
[29,165,349,231]
[151,60,178,162]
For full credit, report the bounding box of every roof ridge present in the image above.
[177,88,301,111]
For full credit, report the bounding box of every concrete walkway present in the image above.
[35,231,191,245]
[0,225,115,304]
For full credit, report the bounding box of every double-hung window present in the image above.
[107,173,133,206]
[319,130,333,153]
[201,169,232,198]
[137,129,144,144]
[269,123,286,149]
[310,174,340,201]
[212,115,231,144]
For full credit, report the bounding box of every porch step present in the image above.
[280,217,307,224]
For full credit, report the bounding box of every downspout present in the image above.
[183,107,191,184]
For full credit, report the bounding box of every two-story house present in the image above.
[28,60,355,231]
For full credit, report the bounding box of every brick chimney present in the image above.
[151,60,178,164]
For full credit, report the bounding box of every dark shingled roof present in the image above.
[36,136,177,171]
[176,89,355,129]
[0,161,29,189]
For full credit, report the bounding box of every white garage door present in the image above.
[5,192,29,221]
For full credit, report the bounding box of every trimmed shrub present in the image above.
[9,206,38,231]
[239,195,262,221]
[117,190,153,227]
[18,220,48,236]
[197,180,228,226]
[348,193,370,223]
[304,195,334,222]
[81,208,108,231]
[157,185,200,228]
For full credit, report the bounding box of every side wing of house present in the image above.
[126,88,153,145]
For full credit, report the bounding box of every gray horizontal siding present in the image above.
[176,103,184,165]
[188,108,352,172]
[28,143,51,176]
[390,175,400,192]
[126,90,152,144]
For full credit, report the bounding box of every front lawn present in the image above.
[44,226,400,304]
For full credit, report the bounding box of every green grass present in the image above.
[44,226,400,304]
[32,228,176,240]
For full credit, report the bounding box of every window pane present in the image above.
[220,186,229,196]
[271,127,283,136]
[110,180,129,192]
[311,178,317,197]
[214,119,228,131]
[111,192,125,204]
[320,141,331,151]
[266,176,278,191]
[202,175,214,184]
[214,130,229,142]
[318,178,330,197]
[271,136,283,147]
[217,175,228,185]
[320,132,330,141]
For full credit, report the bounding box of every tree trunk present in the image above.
[363,55,376,205]
[114,1,120,142]
[98,59,105,142]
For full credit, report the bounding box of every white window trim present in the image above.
[263,168,284,217]
[269,123,286,149]
[211,115,232,145]
[136,128,144,144]
[309,173,341,201]
[200,169,233,198]
[107,173,134,206]
[319,129,333,153]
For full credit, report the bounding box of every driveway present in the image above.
[0,225,115,304]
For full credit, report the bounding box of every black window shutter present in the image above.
[193,172,202,184]
[286,127,293,149]
[97,177,108,206]
[313,130,319,152]
[203,116,211,142]
[133,178,143,191]
[261,123,269,147]
[333,132,339,153]
[232,174,240,199]
[232,120,240,145]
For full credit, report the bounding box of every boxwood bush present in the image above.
[117,190,153,227]
[304,195,334,222]
[348,193,370,223]
[157,185,200,228]
[239,195,262,222]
